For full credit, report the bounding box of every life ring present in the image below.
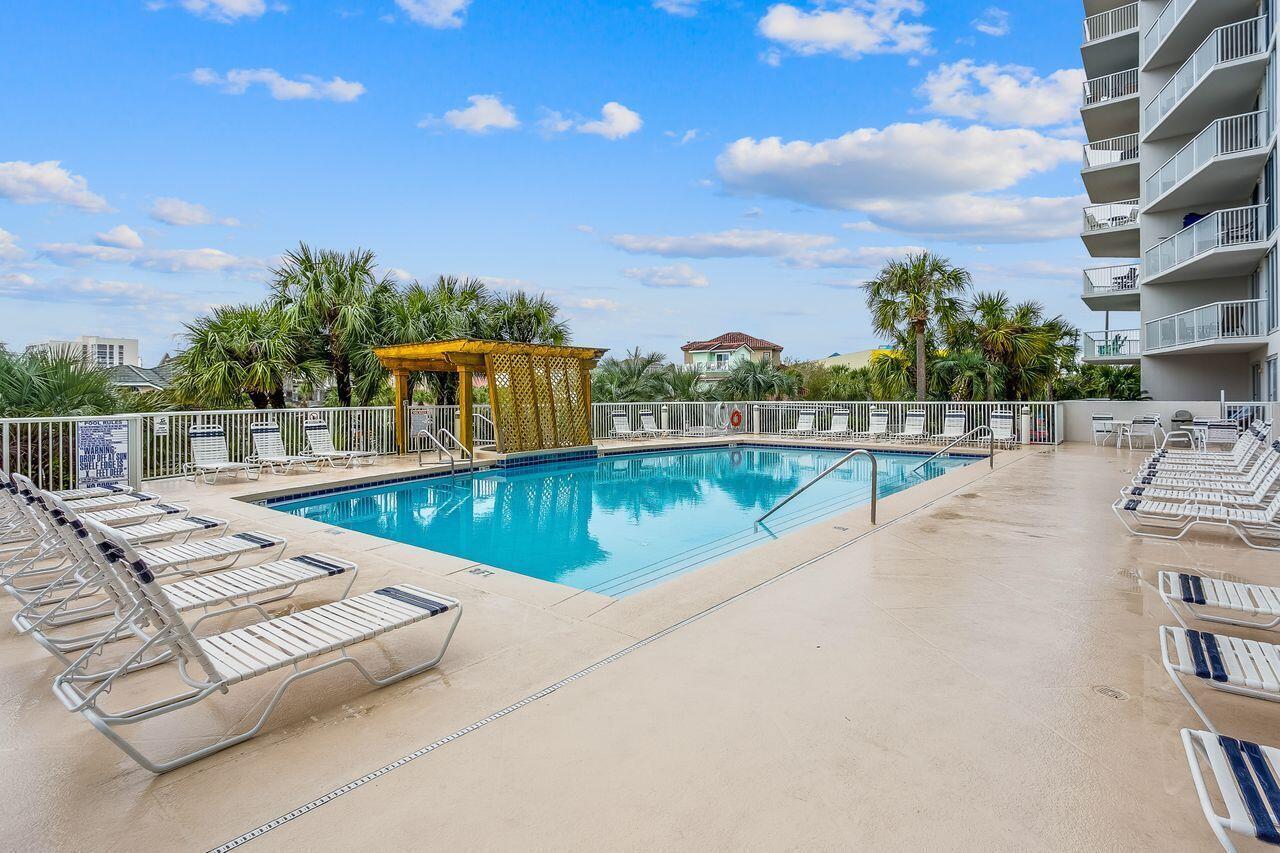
[729,409,744,429]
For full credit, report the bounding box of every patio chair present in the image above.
[780,410,817,438]
[53,521,461,773]
[248,421,321,475]
[990,411,1018,448]
[1160,625,1280,733]
[930,411,967,444]
[814,410,851,440]
[1124,416,1160,450]
[889,410,927,444]
[1157,570,1280,632]
[302,419,378,468]
[610,411,650,440]
[1181,729,1280,850]
[849,409,889,442]
[184,424,262,485]
[1091,413,1115,445]
[638,410,678,438]
[1112,478,1280,550]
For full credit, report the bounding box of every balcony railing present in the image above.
[1083,67,1139,107]
[1145,299,1265,351]
[1083,264,1140,295]
[1083,330,1141,358]
[1143,0,1193,60]
[1144,204,1267,278]
[1146,111,1270,203]
[1144,17,1267,131]
[1083,133,1140,168]
[1084,199,1139,232]
[1086,3,1139,44]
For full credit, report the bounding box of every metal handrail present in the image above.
[472,413,498,447]
[436,427,473,459]
[910,426,995,474]
[756,448,878,527]
[416,429,456,476]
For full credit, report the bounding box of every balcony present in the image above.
[1145,111,1271,213]
[1145,299,1267,353]
[1144,17,1268,142]
[1082,199,1140,257]
[1081,68,1139,139]
[1082,264,1141,311]
[1082,133,1139,202]
[1144,204,1269,284]
[1083,3,1139,78]
[1082,330,1141,364]
[1143,0,1259,71]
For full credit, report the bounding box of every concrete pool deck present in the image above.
[1,439,1273,850]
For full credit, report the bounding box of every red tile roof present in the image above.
[680,331,784,353]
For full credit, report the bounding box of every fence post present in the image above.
[752,405,760,435]
[661,404,669,432]
[126,415,143,489]
[1020,406,1031,446]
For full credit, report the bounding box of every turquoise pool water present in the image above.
[270,446,974,597]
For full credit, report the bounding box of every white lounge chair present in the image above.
[1157,570,1280,632]
[249,421,321,475]
[1123,445,1280,507]
[780,410,817,438]
[639,410,678,438]
[302,419,378,468]
[611,411,650,440]
[930,411,967,444]
[1150,422,1269,465]
[814,410,851,440]
[1091,413,1115,445]
[1160,625,1280,733]
[1181,729,1280,850]
[185,424,262,484]
[889,410,927,444]
[1113,485,1280,550]
[53,521,461,773]
[849,409,889,442]
[990,411,1018,448]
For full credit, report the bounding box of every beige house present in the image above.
[681,332,783,379]
[815,350,879,370]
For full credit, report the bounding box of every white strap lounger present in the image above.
[780,411,817,437]
[1114,487,1280,550]
[1182,729,1280,851]
[1161,625,1280,732]
[638,410,677,437]
[302,420,377,468]
[889,410,927,444]
[1122,447,1280,507]
[48,483,135,501]
[1150,422,1270,463]
[849,409,888,442]
[930,411,966,444]
[249,421,321,475]
[53,525,461,773]
[815,410,852,440]
[184,424,262,484]
[611,411,650,440]
[1131,442,1280,492]
[990,411,1018,448]
[1158,571,1280,632]
[68,501,189,528]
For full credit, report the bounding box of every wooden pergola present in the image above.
[373,339,607,455]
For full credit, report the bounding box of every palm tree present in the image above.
[949,291,1078,399]
[863,252,970,401]
[269,243,396,406]
[663,364,706,401]
[0,350,120,417]
[169,304,321,409]
[866,348,916,401]
[591,348,670,402]
[717,359,799,400]
[933,349,1004,401]
[485,290,569,345]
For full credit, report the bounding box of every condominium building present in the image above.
[25,335,141,368]
[1080,0,1278,402]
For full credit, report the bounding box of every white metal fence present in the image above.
[1083,264,1140,296]
[1145,204,1267,279]
[1083,200,1139,232]
[1223,401,1275,430]
[1083,330,1141,359]
[1145,17,1267,130]
[1085,2,1137,44]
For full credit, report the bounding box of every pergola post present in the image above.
[392,368,410,453]
[458,366,473,454]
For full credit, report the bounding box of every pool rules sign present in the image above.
[76,419,129,487]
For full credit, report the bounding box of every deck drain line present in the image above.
[210,451,1033,852]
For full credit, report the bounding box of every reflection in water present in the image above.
[280,446,969,596]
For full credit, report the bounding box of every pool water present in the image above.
[271,446,974,597]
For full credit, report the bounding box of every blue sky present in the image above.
[0,0,1111,365]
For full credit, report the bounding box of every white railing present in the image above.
[1144,17,1268,131]
[1086,2,1139,44]
[1083,330,1141,358]
[591,401,753,440]
[1083,264,1140,295]
[1143,0,1193,60]
[1146,111,1269,203]
[1145,299,1265,351]
[1083,67,1139,107]
[0,406,395,492]
[1084,199,1139,232]
[1083,133,1139,168]
[405,404,496,453]
[1144,204,1267,278]
[1223,401,1275,431]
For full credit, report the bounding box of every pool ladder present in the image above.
[756,448,878,528]
[908,427,995,475]
[417,427,474,481]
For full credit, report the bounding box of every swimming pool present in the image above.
[270,445,975,597]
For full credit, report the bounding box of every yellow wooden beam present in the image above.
[392,369,410,453]
[458,366,474,454]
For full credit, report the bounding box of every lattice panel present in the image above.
[487,352,592,453]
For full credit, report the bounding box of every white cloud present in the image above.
[917,61,1084,127]
[623,263,710,288]
[150,0,279,23]
[0,272,35,287]
[421,95,520,134]
[0,228,25,263]
[383,267,415,282]
[857,193,1086,242]
[608,228,833,259]
[577,102,643,140]
[95,225,144,250]
[38,242,267,277]
[0,274,187,309]
[653,0,702,16]
[569,297,620,311]
[191,68,366,102]
[149,196,240,227]
[716,121,1077,208]
[0,161,110,212]
[742,207,763,218]
[785,244,926,269]
[665,129,700,144]
[758,0,932,62]
[971,6,1009,36]
[536,109,574,136]
[396,0,470,28]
